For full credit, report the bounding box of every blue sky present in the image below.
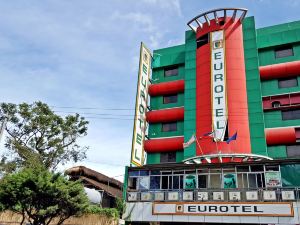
[0,0,299,180]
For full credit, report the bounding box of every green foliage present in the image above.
[85,205,119,218]
[115,197,125,217]
[0,101,89,172]
[0,167,89,225]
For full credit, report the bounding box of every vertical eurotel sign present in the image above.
[211,30,227,141]
[131,42,152,166]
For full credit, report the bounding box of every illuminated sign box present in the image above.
[152,202,294,217]
[127,192,138,201]
[168,192,179,201]
[141,192,152,201]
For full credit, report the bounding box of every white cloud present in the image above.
[111,11,156,33]
[141,0,182,16]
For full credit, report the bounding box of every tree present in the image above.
[0,101,88,172]
[0,167,89,225]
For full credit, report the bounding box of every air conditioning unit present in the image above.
[127,192,138,201]
[213,192,224,201]
[282,191,295,200]
[229,192,241,201]
[246,191,258,200]
[197,191,208,201]
[263,190,276,200]
[141,192,152,201]
[154,192,165,201]
[183,191,194,200]
[168,191,179,201]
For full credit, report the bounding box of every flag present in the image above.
[202,131,215,137]
[226,132,237,144]
[183,134,196,148]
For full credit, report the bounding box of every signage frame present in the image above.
[152,202,294,217]
[130,42,152,167]
[210,30,228,141]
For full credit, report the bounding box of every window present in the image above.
[198,175,208,188]
[275,45,294,58]
[282,109,300,120]
[197,33,209,48]
[163,94,178,104]
[150,176,160,189]
[278,77,298,88]
[164,66,178,77]
[160,152,176,163]
[162,122,177,132]
[272,101,281,108]
[287,145,300,157]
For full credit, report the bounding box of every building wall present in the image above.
[145,16,300,164]
[243,17,268,156]
[256,20,300,159]
[147,44,186,164]
[183,30,197,160]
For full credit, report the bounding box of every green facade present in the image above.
[183,30,197,160]
[147,45,186,164]
[146,17,300,164]
[243,17,268,156]
[256,20,300,158]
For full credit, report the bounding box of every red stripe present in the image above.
[146,107,184,123]
[144,137,184,153]
[265,127,296,145]
[148,80,185,96]
[260,61,300,80]
[196,18,251,156]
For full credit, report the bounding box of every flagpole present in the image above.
[195,135,204,155]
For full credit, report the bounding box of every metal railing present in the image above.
[127,187,300,202]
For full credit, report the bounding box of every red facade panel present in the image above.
[146,107,184,123]
[195,18,251,156]
[260,60,300,80]
[144,137,184,153]
[148,80,185,96]
[265,127,296,145]
[263,93,300,110]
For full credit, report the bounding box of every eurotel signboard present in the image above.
[130,42,152,167]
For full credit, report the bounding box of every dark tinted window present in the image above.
[198,175,207,188]
[163,94,178,104]
[162,122,177,132]
[282,109,300,120]
[160,152,176,163]
[197,33,209,48]
[150,176,160,189]
[278,77,298,88]
[275,46,293,58]
[164,66,178,77]
[287,145,300,157]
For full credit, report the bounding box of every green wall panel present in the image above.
[243,17,268,156]
[281,164,300,187]
[152,44,185,69]
[261,76,300,96]
[264,110,300,128]
[152,65,185,84]
[146,153,160,164]
[183,30,196,160]
[176,151,184,162]
[148,121,184,138]
[257,20,300,49]
[258,43,300,67]
[146,151,184,165]
[267,145,287,158]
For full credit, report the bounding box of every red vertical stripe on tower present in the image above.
[195,18,251,159]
